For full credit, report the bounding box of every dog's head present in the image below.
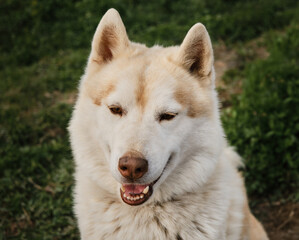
[70,9,224,206]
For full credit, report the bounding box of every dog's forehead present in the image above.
[114,51,183,108]
[120,47,177,85]
[93,48,178,98]
[86,46,212,118]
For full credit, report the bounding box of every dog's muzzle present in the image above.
[119,153,174,206]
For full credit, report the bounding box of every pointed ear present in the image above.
[90,9,129,64]
[177,23,213,78]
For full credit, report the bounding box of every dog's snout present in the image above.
[118,152,148,180]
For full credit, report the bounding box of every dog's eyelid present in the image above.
[158,112,178,122]
[107,104,126,116]
[107,103,120,108]
[166,112,178,116]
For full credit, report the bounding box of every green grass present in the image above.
[0,50,86,239]
[1,0,299,238]
[1,0,299,65]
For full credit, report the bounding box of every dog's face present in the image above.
[70,9,223,206]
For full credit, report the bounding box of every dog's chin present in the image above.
[119,153,174,206]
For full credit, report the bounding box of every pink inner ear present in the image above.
[187,40,204,73]
[97,25,118,63]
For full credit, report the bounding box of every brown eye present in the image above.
[109,106,123,116]
[159,113,177,122]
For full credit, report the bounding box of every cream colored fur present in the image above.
[69,9,268,240]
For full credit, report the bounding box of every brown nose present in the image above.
[118,153,148,180]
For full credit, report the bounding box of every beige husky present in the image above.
[69,8,268,240]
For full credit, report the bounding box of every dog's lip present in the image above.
[119,153,174,206]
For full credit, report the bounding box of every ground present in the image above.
[254,201,299,240]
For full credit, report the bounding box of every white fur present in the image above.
[69,9,268,240]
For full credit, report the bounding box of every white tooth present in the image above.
[124,193,127,198]
[136,196,140,200]
[143,186,149,194]
[140,194,144,199]
[133,197,137,201]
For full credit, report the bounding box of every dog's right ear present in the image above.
[89,9,129,65]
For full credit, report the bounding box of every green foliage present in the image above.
[0,51,86,238]
[222,26,299,199]
[1,0,298,65]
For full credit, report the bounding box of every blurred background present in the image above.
[1,0,298,239]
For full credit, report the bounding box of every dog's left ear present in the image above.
[90,8,129,65]
[178,23,213,79]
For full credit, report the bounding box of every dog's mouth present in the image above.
[120,179,157,206]
[120,153,174,206]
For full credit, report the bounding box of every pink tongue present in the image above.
[123,184,148,195]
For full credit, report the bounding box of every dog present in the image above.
[69,8,268,240]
